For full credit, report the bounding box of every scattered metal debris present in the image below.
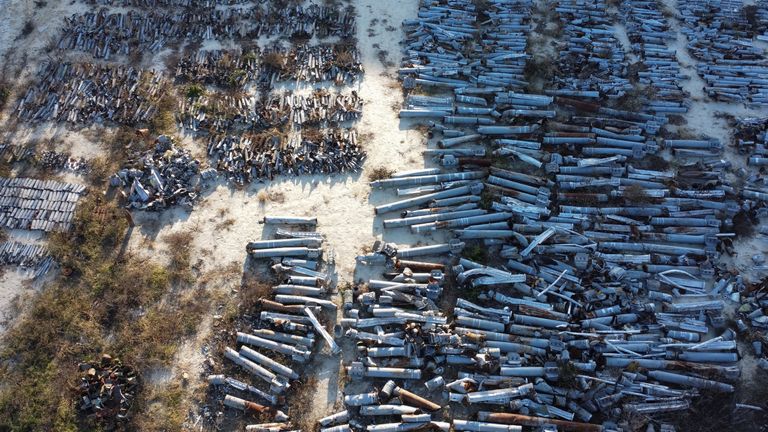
[113,135,201,210]
[205,219,338,427]
[679,1,768,106]
[38,150,91,173]
[76,354,138,425]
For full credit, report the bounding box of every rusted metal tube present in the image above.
[394,386,441,411]
[477,412,603,432]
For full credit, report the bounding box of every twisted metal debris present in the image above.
[113,135,201,210]
[76,354,138,424]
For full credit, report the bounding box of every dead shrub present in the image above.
[262,52,286,71]
[368,166,394,182]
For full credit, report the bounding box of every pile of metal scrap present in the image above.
[382,0,768,428]
[58,8,254,58]
[179,91,362,135]
[38,150,91,173]
[357,152,739,429]
[252,4,357,39]
[206,220,337,427]
[0,241,55,278]
[179,94,290,135]
[207,129,366,185]
[620,0,689,115]
[731,116,768,272]
[14,61,167,125]
[87,0,253,6]
[175,49,260,89]
[76,354,138,424]
[260,44,364,87]
[0,177,86,232]
[113,135,201,210]
[75,1,356,45]
[735,116,768,176]
[288,91,363,126]
[399,0,478,91]
[554,0,630,99]
[399,0,530,92]
[679,0,768,106]
[333,240,457,432]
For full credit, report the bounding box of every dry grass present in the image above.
[0,195,212,430]
[0,82,10,112]
[733,210,757,239]
[263,52,286,71]
[302,128,325,143]
[256,189,286,204]
[87,156,118,188]
[18,20,34,39]
[524,56,557,92]
[163,230,194,284]
[286,375,320,432]
[269,190,286,203]
[131,381,186,431]
[151,93,178,135]
[129,49,144,67]
[367,166,394,182]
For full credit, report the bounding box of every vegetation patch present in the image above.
[0,196,208,431]
[368,166,394,182]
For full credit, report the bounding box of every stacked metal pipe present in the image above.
[58,7,255,58]
[620,0,689,115]
[179,93,290,134]
[210,222,337,424]
[174,49,260,89]
[0,177,86,232]
[207,129,366,185]
[0,241,55,278]
[553,0,630,99]
[260,44,364,87]
[370,0,762,428]
[679,0,768,106]
[249,3,357,39]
